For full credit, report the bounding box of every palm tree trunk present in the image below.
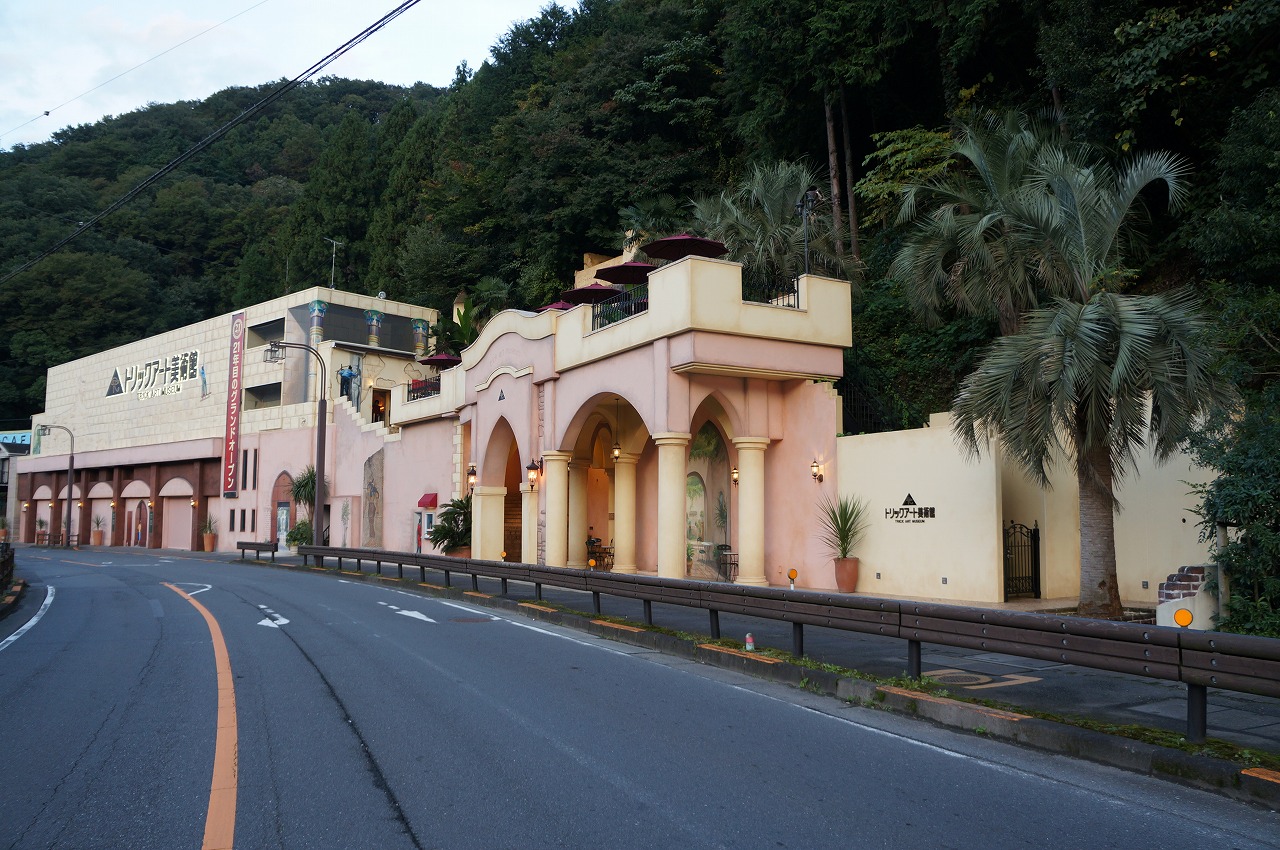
[824,94,845,258]
[839,85,860,263]
[1076,436,1123,618]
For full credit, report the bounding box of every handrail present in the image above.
[297,544,1280,743]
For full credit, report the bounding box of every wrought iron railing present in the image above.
[591,284,649,331]
[742,278,800,308]
[407,376,441,401]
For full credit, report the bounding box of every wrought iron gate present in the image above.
[1003,522,1041,600]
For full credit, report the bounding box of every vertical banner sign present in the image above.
[222,312,246,497]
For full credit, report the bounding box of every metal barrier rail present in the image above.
[298,545,1280,743]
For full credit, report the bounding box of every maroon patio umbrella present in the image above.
[559,282,621,304]
[593,262,657,287]
[537,300,577,312]
[418,352,462,369]
[639,233,729,261]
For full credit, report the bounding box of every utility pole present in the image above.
[324,237,344,290]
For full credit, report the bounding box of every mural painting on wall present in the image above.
[686,423,731,580]
[363,449,384,548]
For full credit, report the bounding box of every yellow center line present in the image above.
[164,583,237,850]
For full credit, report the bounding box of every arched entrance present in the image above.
[687,421,733,580]
[121,480,152,547]
[271,472,295,551]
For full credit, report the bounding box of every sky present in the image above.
[0,0,560,150]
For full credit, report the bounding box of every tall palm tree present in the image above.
[692,161,859,299]
[891,111,1191,335]
[953,290,1237,616]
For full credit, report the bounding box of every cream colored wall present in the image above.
[837,413,1004,603]
[1112,453,1213,602]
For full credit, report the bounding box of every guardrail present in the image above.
[297,545,1280,744]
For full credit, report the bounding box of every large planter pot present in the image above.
[0,529,9,544]
[202,533,217,552]
[833,557,860,593]
[90,530,105,546]
[449,546,472,559]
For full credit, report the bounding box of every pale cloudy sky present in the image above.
[0,0,560,150]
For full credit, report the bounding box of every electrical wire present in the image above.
[0,0,275,146]
[0,0,424,287]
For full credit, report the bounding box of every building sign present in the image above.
[106,351,201,400]
[222,312,245,497]
[886,493,936,523]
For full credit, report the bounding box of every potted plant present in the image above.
[426,494,472,557]
[200,515,217,552]
[818,494,870,593]
[91,515,105,546]
[285,519,313,554]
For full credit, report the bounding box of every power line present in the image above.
[0,0,424,287]
[0,0,275,146]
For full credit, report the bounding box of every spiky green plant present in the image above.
[817,495,870,559]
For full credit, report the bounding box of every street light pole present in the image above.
[323,237,344,290]
[37,424,74,548]
[266,340,327,546]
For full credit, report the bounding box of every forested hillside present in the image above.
[1,0,1276,438]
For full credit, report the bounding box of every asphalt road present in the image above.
[2,549,1277,850]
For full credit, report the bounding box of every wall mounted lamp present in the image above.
[731,466,739,486]
[110,500,116,508]
[612,397,622,460]
[526,457,543,485]
[466,463,477,491]
[147,500,153,508]
[811,459,823,483]
[22,502,28,511]
[190,498,197,508]
[77,501,83,508]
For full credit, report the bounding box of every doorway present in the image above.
[371,388,390,425]
[276,502,290,551]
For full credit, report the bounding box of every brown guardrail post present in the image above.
[444,568,451,588]
[471,572,479,592]
[397,560,404,580]
[709,609,720,639]
[643,599,653,625]
[1187,683,1208,743]
[419,563,426,582]
[792,622,804,657]
[907,639,922,680]
[592,590,601,615]
[501,578,508,594]
[535,581,542,600]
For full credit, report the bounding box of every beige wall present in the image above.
[837,413,1004,603]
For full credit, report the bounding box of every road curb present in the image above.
[267,560,1280,808]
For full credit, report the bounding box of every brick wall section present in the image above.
[1158,564,1209,604]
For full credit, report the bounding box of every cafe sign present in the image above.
[106,350,201,400]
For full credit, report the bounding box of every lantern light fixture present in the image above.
[811,459,823,483]
[466,463,477,491]
[731,466,739,486]
[526,457,543,485]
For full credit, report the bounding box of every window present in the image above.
[228,509,236,532]
[240,509,246,532]
[241,449,249,491]
[252,449,258,490]
[250,509,256,533]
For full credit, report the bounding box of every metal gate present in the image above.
[1003,522,1041,600]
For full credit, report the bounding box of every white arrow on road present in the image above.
[257,604,289,628]
[378,600,435,623]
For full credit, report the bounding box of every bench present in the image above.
[238,540,279,562]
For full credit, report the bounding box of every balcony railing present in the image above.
[742,277,800,308]
[591,284,649,331]
[407,376,441,401]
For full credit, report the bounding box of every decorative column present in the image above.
[521,482,539,564]
[471,484,506,561]
[654,432,691,579]
[308,300,328,346]
[733,437,770,586]
[542,451,572,568]
[612,453,638,573]
[411,319,430,357]
[567,459,589,568]
[364,309,385,348]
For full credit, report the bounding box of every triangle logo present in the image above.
[902,493,917,506]
[106,369,123,396]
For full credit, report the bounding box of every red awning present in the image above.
[417,493,438,509]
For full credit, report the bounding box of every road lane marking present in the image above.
[256,604,289,628]
[164,583,237,850]
[0,586,55,653]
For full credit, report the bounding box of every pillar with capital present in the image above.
[541,451,572,567]
[732,437,770,585]
[611,452,638,573]
[521,482,539,564]
[364,309,384,348]
[411,319,430,357]
[654,432,691,579]
[567,459,589,568]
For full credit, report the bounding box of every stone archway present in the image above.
[271,471,295,551]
